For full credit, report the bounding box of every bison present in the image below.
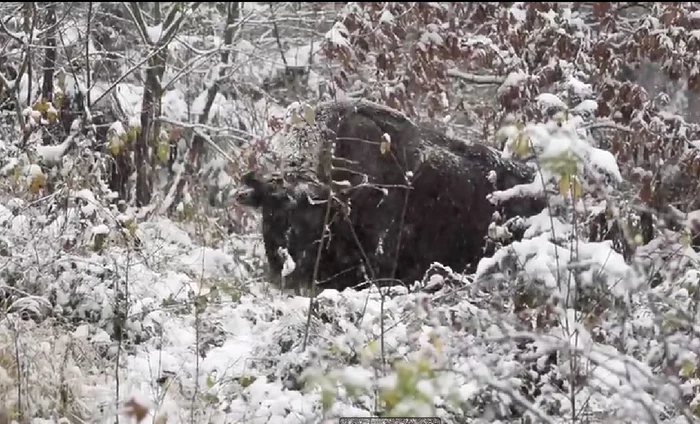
[236,100,546,294]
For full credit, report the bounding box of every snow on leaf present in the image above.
[572,99,598,114]
[536,93,568,110]
[379,9,395,25]
[566,76,593,98]
[325,21,350,48]
[498,70,529,94]
[36,134,74,166]
[91,224,110,236]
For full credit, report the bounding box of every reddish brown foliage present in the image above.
[323,2,700,211]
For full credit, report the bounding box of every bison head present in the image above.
[236,169,361,293]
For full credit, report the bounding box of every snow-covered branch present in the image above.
[157,116,255,140]
[446,68,506,84]
[582,119,633,133]
[124,2,151,46]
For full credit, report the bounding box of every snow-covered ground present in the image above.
[2,71,700,422]
[0,179,698,424]
[4,2,700,420]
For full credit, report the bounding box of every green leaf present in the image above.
[380,388,399,411]
[289,111,303,126]
[681,230,692,248]
[108,138,123,156]
[571,176,583,200]
[238,375,256,388]
[511,132,531,158]
[303,104,316,125]
[127,125,140,142]
[321,388,335,412]
[559,173,570,197]
[681,360,696,378]
[156,141,170,164]
[693,402,700,418]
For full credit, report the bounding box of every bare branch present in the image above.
[269,3,289,69]
[89,40,174,107]
[0,15,24,44]
[124,2,150,46]
[160,2,202,46]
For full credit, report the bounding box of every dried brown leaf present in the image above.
[123,397,149,423]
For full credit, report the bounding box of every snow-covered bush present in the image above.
[4,2,700,423]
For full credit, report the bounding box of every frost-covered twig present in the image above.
[582,119,633,133]
[89,40,176,107]
[446,68,506,85]
[0,12,24,44]
[124,3,151,47]
[268,4,289,70]
[302,177,334,351]
[159,126,237,215]
[157,116,255,139]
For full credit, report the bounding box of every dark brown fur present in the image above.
[237,100,546,293]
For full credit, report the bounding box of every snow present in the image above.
[91,224,110,236]
[278,247,296,278]
[509,4,527,23]
[3,3,700,423]
[59,25,83,47]
[178,246,243,280]
[536,93,568,110]
[0,186,684,423]
[498,70,529,94]
[497,115,623,187]
[379,9,395,25]
[0,203,10,225]
[0,158,19,177]
[573,99,598,113]
[190,91,235,124]
[147,23,163,44]
[325,21,350,48]
[36,134,75,166]
[23,163,43,182]
[566,76,594,98]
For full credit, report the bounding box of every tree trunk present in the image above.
[135,63,158,206]
[41,2,59,146]
[133,3,168,207]
[166,2,240,213]
[41,3,56,102]
[23,3,34,107]
[128,1,201,207]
